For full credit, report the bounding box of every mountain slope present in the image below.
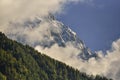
[0,32,112,80]
[4,15,97,60]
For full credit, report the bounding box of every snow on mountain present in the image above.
[4,14,97,60]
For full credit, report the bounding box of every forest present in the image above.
[0,32,112,80]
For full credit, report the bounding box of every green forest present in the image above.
[0,32,112,80]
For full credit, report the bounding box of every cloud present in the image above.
[0,0,85,26]
[35,38,120,80]
[1,0,120,80]
[35,42,81,63]
[104,39,120,80]
[0,0,61,26]
[2,18,120,80]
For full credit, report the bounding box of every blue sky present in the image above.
[57,0,120,51]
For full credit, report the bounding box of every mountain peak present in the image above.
[3,15,97,60]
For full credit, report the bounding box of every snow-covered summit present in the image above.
[5,14,97,60]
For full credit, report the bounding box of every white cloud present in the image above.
[1,19,61,46]
[0,0,62,26]
[35,38,120,80]
[0,0,95,26]
[35,42,81,63]
[1,0,120,80]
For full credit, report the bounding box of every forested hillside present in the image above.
[0,32,112,80]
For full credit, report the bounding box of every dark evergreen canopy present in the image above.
[0,32,112,80]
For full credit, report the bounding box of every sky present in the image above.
[57,0,120,52]
[0,0,120,80]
